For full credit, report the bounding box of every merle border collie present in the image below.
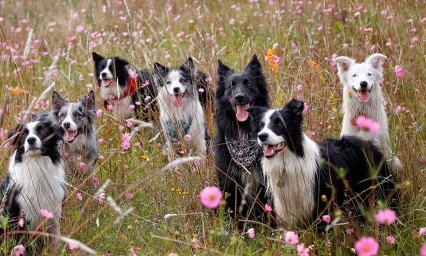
[50,90,99,174]
[154,58,209,159]
[214,55,271,224]
[334,53,402,170]
[249,99,399,227]
[92,52,156,120]
[0,120,66,247]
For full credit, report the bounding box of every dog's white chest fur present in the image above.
[158,87,206,157]
[262,135,319,226]
[8,153,65,229]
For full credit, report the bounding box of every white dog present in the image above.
[334,53,401,170]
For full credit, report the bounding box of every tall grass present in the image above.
[0,0,425,255]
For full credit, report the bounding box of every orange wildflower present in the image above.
[309,60,318,69]
[266,48,279,75]
[11,87,30,95]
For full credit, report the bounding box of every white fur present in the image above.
[335,53,401,170]
[166,70,187,95]
[24,122,42,153]
[63,107,78,131]
[157,76,206,159]
[99,59,113,80]
[258,110,283,146]
[262,134,319,227]
[8,152,65,237]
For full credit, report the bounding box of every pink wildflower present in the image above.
[98,192,105,204]
[354,237,379,256]
[386,235,395,244]
[297,243,310,256]
[421,243,426,256]
[92,177,100,186]
[69,242,78,250]
[96,109,103,116]
[322,215,331,223]
[184,134,192,141]
[356,116,381,133]
[374,209,397,225]
[199,186,223,209]
[248,228,255,238]
[191,237,200,249]
[79,162,85,169]
[13,244,25,256]
[419,227,426,236]
[394,66,405,77]
[121,132,131,150]
[168,253,179,256]
[18,218,24,228]
[265,203,273,212]
[411,36,419,44]
[284,231,299,245]
[76,192,83,201]
[40,209,54,219]
[395,106,402,114]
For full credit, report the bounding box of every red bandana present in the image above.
[351,111,367,126]
[110,75,138,101]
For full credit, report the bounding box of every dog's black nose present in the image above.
[27,137,36,145]
[101,72,107,78]
[360,81,368,89]
[63,122,70,129]
[235,93,245,102]
[173,87,180,93]
[258,133,268,142]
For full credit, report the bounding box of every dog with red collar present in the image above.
[92,52,157,121]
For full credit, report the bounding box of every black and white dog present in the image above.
[249,99,398,227]
[92,52,156,120]
[214,55,271,224]
[154,58,210,158]
[50,91,99,174]
[0,120,66,247]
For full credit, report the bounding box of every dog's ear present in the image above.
[284,99,304,116]
[180,57,196,71]
[217,60,233,79]
[334,56,355,81]
[244,54,262,74]
[154,62,168,76]
[52,91,67,114]
[80,90,96,112]
[365,53,386,70]
[7,123,24,149]
[53,124,65,141]
[114,57,129,67]
[92,52,104,64]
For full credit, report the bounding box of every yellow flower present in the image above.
[321,194,327,202]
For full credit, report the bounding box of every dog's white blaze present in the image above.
[24,122,42,153]
[8,150,65,234]
[99,59,113,80]
[258,110,284,146]
[62,104,78,131]
[346,64,376,91]
[262,134,319,227]
[338,54,401,170]
[166,70,187,95]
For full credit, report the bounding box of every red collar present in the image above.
[110,75,138,101]
[351,111,366,126]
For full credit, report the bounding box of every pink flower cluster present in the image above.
[356,116,381,133]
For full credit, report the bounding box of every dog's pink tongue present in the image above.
[236,104,250,122]
[173,94,183,107]
[359,90,371,103]
[66,130,76,142]
[102,79,112,87]
[264,145,276,157]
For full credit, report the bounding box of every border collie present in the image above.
[0,120,66,247]
[154,58,209,159]
[50,90,99,174]
[92,52,156,120]
[334,53,402,170]
[214,55,271,224]
[249,99,398,227]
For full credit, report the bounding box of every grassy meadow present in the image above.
[0,0,425,255]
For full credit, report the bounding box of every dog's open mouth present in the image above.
[101,79,113,87]
[263,142,286,158]
[65,129,79,143]
[353,88,372,103]
[235,104,250,122]
[172,93,184,107]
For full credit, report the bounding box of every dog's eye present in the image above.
[166,81,171,85]
[230,81,236,87]
[367,73,372,76]
[179,78,186,83]
[23,128,29,135]
[259,122,265,129]
[243,79,249,85]
[74,112,83,117]
[352,74,357,77]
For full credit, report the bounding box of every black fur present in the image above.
[92,52,157,121]
[213,55,272,225]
